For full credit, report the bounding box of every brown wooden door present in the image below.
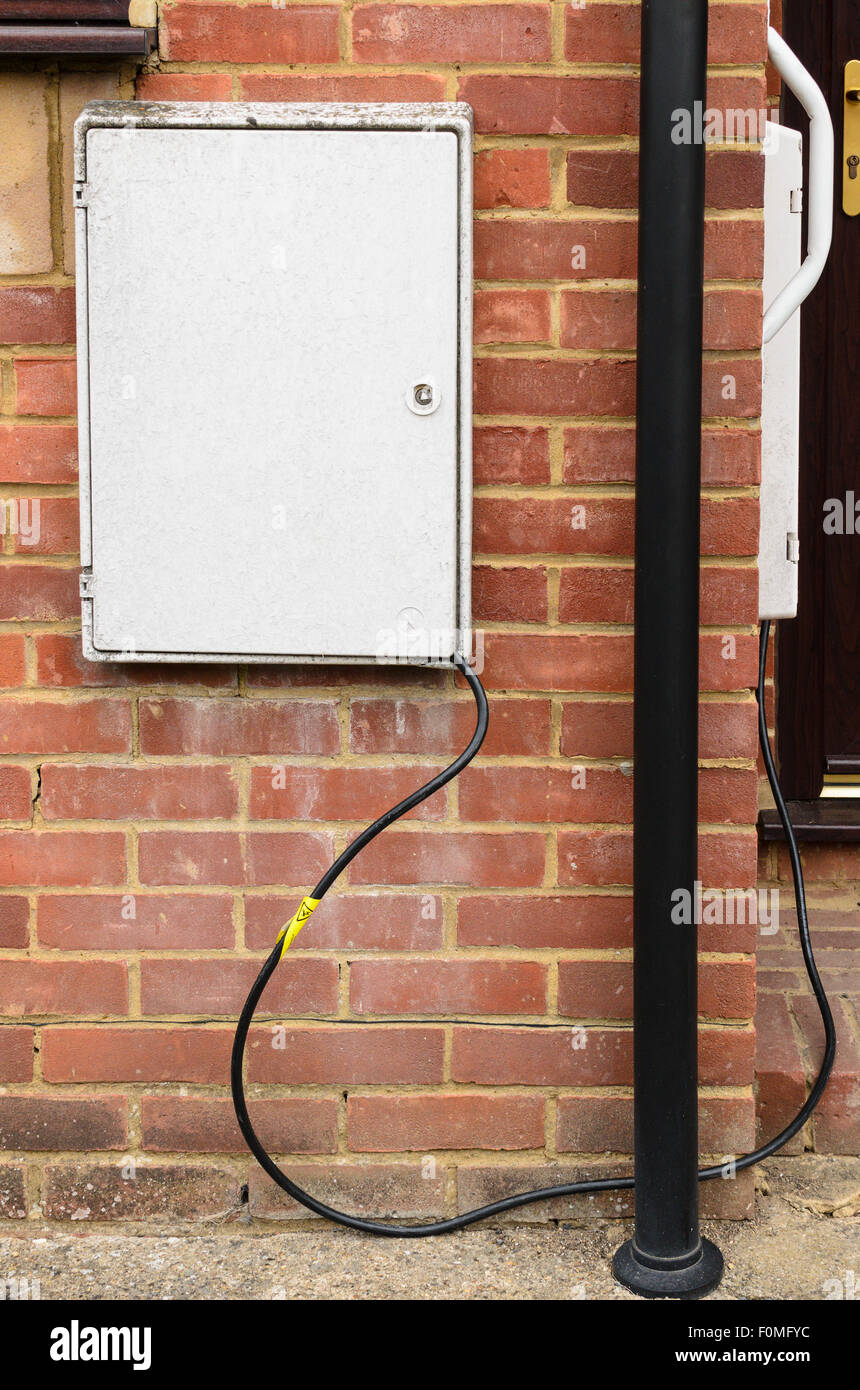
[777,0,860,810]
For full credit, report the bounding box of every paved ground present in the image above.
[0,1155,857,1300]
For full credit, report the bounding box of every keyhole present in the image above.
[849,155,859,180]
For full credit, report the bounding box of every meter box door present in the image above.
[74,102,473,666]
[759,120,803,621]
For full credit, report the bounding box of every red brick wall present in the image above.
[0,1,766,1226]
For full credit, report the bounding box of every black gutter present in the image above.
[612,0,724,1299]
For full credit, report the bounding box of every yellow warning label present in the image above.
[276,896,321,959]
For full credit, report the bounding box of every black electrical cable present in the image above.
[232,627,836,1234]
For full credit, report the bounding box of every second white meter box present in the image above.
[74,102,473,666]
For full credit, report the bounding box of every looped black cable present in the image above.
[232,628,836,1234]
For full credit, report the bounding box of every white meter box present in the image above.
[74,102,473,665]
[759,121,803,621]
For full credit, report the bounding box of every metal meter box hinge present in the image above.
[74,183,91,209]
[80,571,94,599]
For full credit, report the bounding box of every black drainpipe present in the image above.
[612,0,724,1298]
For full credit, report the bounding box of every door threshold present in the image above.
[759,800,860,842]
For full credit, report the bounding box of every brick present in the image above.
[709,3,769,64]
[794,996,860,1156]
[0,1027,33,1082]
[474,289,552,345]
[564,3,767,66]
[247,1025,445,1084]
[560,698,758,761]
[558,565,756,627]
[347,830,546,887]
[36,893,234,951]
[0,699,131,754]
[557,959,754,1022]
[354,5,550,62]
[556,1093,755,1155]
[481,633,633,692]
[473,425,550,485]
[249,1162,445,1219]
[706,359,761,419]
[139,957,338,1017]
[34,634,235,690]
[136,71,233,101]
[706,219,764,279]
[497,631,744,700]
[10,495,78,555]
[457,1160,636,1221]
[244,892,443,951]
[141,1096,336,1154]
[460,765,632,824]
[699,767,759,825]
[560,700,634,760]
[473,218,761,283]
[350,696,551,756]
[0,1166,26,1217]
[563,2,640,63]
[0,960,127,1016]
[557,566,632,624]
[560,288,762,352]
[40,763,238,820]
[475,357,635,419]
[0,765,32,821]
[240,73,446,102]
[562,425,760,487]
[0,636,25,687]
[0,289,76,346]
[162,4,340,64]
[42,1026,233,1083]
[451,1023,755,1088]
[465,73,763,140]
[474,148,551,210]
[700,567,758,623]
[472,564,547,622]
[139,697,339,755]
[702,497,760,555]
[558,828,758,889]
[14,358,77,416]
[456,1162,752,1223]
[0,832,126,887]
[700,633,759,691]
[560,288,638,352]
[452,1026,633,1086]
[59,71,121,273]
[0,894,29,947]
[0,73,53,274]
[0,566,78,621]
[777,842,860,884]
[137,830,332,886]
[350,959,547,1016]
[474,219,636,282]
[566,148,764,211]
[249,764,447,822]
[754,993,806,1153]
[348,1093,545,1151]
[458,894,633,949]
[245,831,334,888]
[0,1095,126,1150]
[43,1162,239,1221]
[460,75,639,137]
